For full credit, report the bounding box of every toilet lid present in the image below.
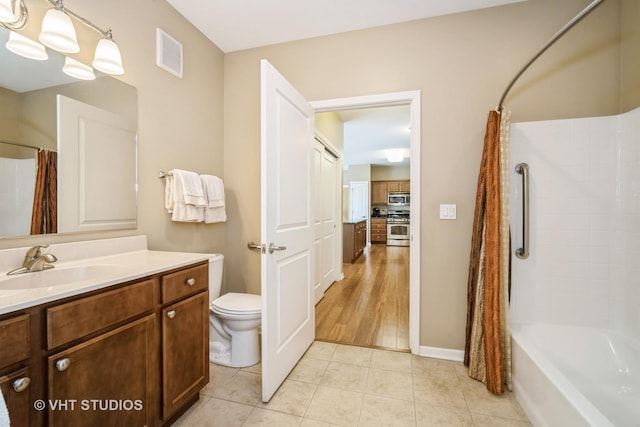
[211,292,261,314]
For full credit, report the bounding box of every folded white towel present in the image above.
[201,175,226,223]
[0,388,10,427]
[164,169,204,222]
[201,175,225,208]
[173,169,206,207]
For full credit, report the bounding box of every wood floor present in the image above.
[315,243,410,352]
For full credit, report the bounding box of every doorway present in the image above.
[311,91,421,355]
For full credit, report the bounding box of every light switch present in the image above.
[439,204,457,220]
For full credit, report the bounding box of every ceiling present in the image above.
[165,0,525,168]
[336,106,411,168]
[166,0,526,53]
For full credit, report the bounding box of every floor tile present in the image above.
[413,371,467,410]
[176,397,252,427]
[242,407,302,426]
[259,379,318,416]
[471,413,533,426]
[371,349,412,373]
[289,356,330,384]
[358,394,416,427]
[366,368,414,401]
[460,380,528,421]
[414,403,474,427]
[320,361,369,392]
[332,344,373,367]
[305,385,364,426]
[305,341,339,360]
[213,370,262,406]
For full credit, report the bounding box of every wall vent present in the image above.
[156,28,183,78]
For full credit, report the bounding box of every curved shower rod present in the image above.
[497,0,607,111]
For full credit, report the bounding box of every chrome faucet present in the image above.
[6,245,58,276]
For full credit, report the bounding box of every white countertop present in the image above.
[0,236,214,315]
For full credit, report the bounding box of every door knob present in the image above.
[268,243,287,254]
[167,310,176,319]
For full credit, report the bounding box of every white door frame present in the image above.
[312,91,421,355]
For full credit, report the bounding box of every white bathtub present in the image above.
[511,323,640,427]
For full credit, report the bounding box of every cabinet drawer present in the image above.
[47,279,155,349]
[161,263,208,305]
[0,314,29,368]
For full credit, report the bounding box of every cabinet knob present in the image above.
[12,377,31,393]
[186,278,195,286]
[56,358,71,372]
[167,310,176,319]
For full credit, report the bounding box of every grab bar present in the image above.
[516,163,529,259]
[515,163,529,259]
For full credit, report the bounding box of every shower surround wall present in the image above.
[510,107,640,334]
[509,107,640,426]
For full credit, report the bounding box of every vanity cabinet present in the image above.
[343,220,367,263]
[0,314,31,427]
[47,315,156,427]
[160,264,209,420]
[0,260,209,426]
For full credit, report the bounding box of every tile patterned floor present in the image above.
[172,341,532,427]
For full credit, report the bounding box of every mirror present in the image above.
[0,25,138,238]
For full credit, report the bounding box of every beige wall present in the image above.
[223,0,624,350]
[371,165,410,181]
[0,0,226,261]
[621,0,640,110]
[315,111,344,151]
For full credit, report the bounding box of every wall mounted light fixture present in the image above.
[0,0,124,78]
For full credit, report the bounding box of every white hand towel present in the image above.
[0,389,10,427]
[201,175,225,208]
[200,175,226,223]
[172,169,206,207]
[165,170,204,222]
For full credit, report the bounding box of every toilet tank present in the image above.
[208,254,224,300]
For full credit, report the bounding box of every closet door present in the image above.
[313,136,339,304]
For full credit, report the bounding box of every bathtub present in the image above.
[511,323,640,427]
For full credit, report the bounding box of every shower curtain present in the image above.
[464,109,512,394]
[30,149,57,235]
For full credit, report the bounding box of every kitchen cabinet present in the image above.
[0,314,31,427]
[370,218,387,243]
[371,181,388,205]
[371,180,410,205]
[343,220,367,263]
[0,260,209,426]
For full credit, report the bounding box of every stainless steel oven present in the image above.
[387,210,410,247]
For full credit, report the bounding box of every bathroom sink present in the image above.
[0,264,125,290]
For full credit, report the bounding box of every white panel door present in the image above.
[349,181,368,222]
[57,95,137,233]
[320,148,337,295]
[313,140,324,303]
[260,60,315,402]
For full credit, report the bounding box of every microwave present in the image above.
[388,192,410,206]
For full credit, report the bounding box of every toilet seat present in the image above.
[211,293,261,316]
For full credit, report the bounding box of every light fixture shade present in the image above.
[6,31,48,60]
[39,7,79,53]
[62,57,95,80]
[0,0,16,22]
[386,149,404,163]
[92,37,124,75]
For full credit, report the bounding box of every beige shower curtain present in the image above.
[464,109,512,394]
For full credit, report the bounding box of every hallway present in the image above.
[315,244,410,351]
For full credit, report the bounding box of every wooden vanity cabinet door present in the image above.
[47,315,156,427]
[0,368,31,427]
[162,292,209,420]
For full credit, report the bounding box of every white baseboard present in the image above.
[418,345,464,362]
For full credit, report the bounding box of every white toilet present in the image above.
[207,254,262,368]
